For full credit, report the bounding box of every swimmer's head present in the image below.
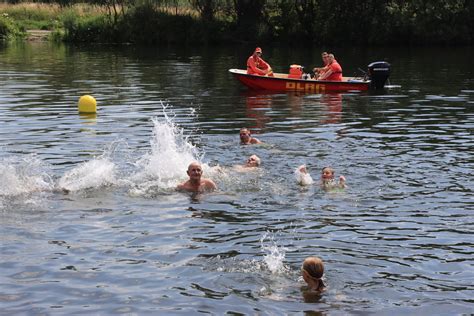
[302,257,325,290]
[246,154,261,167]
[187,162,203,180]
[321,167,334,180]
[240,128,251,143]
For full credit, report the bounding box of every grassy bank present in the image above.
[0,2,104,41]
[1,1,473,45]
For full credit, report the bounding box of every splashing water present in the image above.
[294,165,314,186]
[130,106,201,194]
[0,154,53,197]
[58,156,116,192]
[260,232,289,275]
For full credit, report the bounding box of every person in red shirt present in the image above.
[246,47,273,76]
[313,51,329,78]
[318,54,343,81]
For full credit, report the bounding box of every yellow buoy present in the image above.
[78,95,97,113]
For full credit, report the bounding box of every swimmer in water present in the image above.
[176,162,217,193]
[321,166,346,190]
[233,154,261,172]
[240,128,262,145]
[244,154,261,168]
[295,164,314,186]
[301,256,326,292]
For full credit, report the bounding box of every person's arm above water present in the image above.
[338,175,347,188]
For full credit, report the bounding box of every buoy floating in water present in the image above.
[78,95,97,113]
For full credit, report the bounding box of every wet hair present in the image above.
[187,161,202,172]
[321,167,334,175]
[302,257,324,279]
[302,257,325,289]
[240,127,250,134]
[249,154,261,166]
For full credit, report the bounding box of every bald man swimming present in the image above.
[177,162,217,193]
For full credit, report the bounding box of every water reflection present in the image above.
[1,43,473,315]
[243,91,344,130]
[243,91,272,130]
[79,113,97,135]
[320,93,342,124]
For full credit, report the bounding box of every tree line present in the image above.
[2,0,473,45]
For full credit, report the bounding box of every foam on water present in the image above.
[260,232,289,275]
[294,165,314,186]
[129,106,202,195]
[1,105,203,198]
[0,154,53,197]
[0,154,54,209]
[58,156,117,192]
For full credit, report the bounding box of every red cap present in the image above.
[255,47,262,53]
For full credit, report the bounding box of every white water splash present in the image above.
[0,154,53,197]
[260,232,289,275]
[130,106,202,194]
[294,165,313,186]
[58,156,116,192]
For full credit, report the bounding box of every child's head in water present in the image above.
[321,167,335,181]
[301,257,325,291]
[321,166,346,189]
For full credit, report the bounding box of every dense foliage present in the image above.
[1,0,473,45]
[0,13,24,40]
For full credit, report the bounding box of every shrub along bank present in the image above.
[1,1,473,46]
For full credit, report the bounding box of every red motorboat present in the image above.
[229,61,390,93]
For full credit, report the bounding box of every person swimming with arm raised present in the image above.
[321,166,346,190]
[176,162,217,193]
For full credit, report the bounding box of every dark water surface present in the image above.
[1,42,473,315]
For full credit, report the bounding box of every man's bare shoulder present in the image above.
[202,178,217,190]
[250,137,262,144]
[176,181,191,191]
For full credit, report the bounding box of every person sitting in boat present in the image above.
[247,47,273,76]
[240,128,262,145]
[313,52,329,78]
[177,162,217,193]
[317,54,342,81]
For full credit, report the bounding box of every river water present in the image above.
[0,42,473,315]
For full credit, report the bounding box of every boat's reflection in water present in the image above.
[243,91,273,131]
[242,90,343,130]
[320,93,342,124]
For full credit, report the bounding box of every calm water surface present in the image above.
[0,42,473,315]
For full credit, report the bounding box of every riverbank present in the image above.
[26,30,52,41]
[1,2,473,45]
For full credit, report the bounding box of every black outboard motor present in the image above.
[367,61,391,89]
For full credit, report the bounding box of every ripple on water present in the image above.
[1,45,473,314]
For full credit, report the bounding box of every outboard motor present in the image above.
[367,61,391,89]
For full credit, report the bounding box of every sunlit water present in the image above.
[0,42,473,314]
